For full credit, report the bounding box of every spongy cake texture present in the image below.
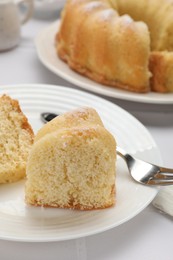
[25,107,116,210]
[0,95,34,183]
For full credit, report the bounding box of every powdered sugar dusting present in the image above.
[121,14,133,24]
[83,1,103,12]
[98,9,117,21]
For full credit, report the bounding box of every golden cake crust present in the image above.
[35,107,104,141]
[150,52,173,92]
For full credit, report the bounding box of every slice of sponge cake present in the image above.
[25,107,116,210]
[0,94,34,183]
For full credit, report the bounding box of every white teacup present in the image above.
[34,0,65,19]
[0,0,33,51]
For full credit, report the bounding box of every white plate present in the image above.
[35,20,173,104]
[0,84,162,242]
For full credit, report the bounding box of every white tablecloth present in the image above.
[0,16,173,260]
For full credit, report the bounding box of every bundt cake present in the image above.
[56,0,173,93]
[56,0,151,93]
[25,107,116,210]
[0,95,34,184]
[150,51,173,92]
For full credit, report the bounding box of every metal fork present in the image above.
[117,147,173,186]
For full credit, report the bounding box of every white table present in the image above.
[0,16,173,260]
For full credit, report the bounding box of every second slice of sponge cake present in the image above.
[25,107,116,210]
[0,94,34,184]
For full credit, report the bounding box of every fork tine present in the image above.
[160,167,173,176]
[147,178,173,186]
[153,171,173,180]
[147,171,173,185]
